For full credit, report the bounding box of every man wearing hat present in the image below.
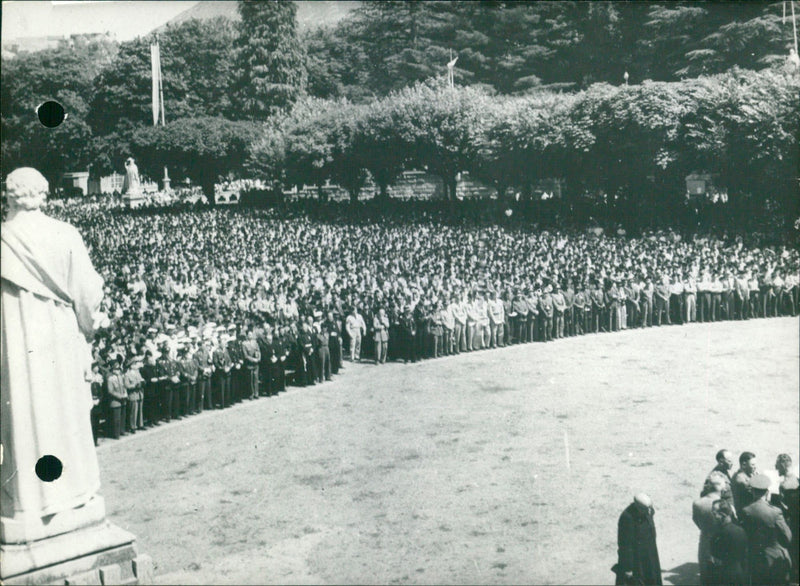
[613,493,662,585]
[740,473,792,585]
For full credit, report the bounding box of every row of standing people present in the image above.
[341,273,798,366]
[91,318,347,441]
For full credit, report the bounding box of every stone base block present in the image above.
[0,521,152,585]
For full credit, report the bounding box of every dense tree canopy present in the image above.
[304,1,795,98]
[1,36,117,185]
[234,0,307,119]
[88,17,238,174]
[130,116,260,199]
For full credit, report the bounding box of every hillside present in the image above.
[161,0,359,31]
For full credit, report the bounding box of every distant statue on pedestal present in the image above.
[1,167,107,544]
[123,157,141,196]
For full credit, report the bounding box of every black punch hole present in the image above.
[37,101,66,128]
[35,455,63,482]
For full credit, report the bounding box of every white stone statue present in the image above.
[123,157,141,195]
[1,167,106,544]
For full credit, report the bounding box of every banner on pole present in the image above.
[150,42,161,126]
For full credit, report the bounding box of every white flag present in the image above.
[150,42,161,126]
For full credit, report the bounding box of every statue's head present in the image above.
[126,157,135,166]
[5,167,48,211]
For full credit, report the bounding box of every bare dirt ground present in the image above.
[97,317,799,585]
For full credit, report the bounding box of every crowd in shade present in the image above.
[39,197,799,443]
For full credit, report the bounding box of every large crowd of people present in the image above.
[35,197,798,442]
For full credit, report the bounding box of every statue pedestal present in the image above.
[123,191,145,209]
[0,521,152,585]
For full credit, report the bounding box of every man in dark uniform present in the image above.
[315,319,332,382]
[399,306,418,363]
[242,329,261,399]
[562,280,575,337]
[551,282,566,339]
[162,345,181,421]
[573,280,588,335]
[228,329,245,404]
[326,311,343,375]
[153,347,172,422]
[502,290,515,345]
[605,278,621,332]
[298,321,316,386]
[89,363,103,444]
[613,493,662,585]
[709,499,748,585]
[179,345,198,416]
[140,350,159,426]
[273,326,289,393]
[260,328,278,396]
[513,288,529,343]
[590,279,606,333]
[212,334,233,408]
[741,474,792,585]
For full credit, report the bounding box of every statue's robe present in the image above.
[1,210,104,542]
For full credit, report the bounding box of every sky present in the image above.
[2,1,197,41]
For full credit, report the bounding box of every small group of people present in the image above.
[693,449,799,585]
[614,450,798,586]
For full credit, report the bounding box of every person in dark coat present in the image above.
[614,493,662,585]
[709,499,748,585]
[741,474,792,586]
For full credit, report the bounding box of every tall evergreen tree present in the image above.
[235,0,307,119]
